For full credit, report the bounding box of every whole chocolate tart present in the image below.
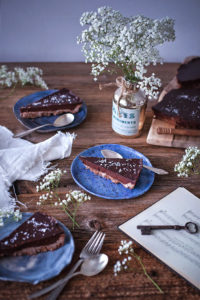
[177,57,200,88]
[0,212,65,256]
[79,156,143,189]
[152,88,200,129]
[20,88,83,118]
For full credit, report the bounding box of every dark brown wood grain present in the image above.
[0,62,199,300]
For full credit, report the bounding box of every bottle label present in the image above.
[112,101,140,136]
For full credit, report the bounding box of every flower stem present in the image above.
[72,205,78,230]
[63,207,80,229]
[132,252,164,294]
[0,84,17,99]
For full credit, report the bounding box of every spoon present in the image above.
[14,113,75,138]
[101,149,168,175]
[29,254,109,300]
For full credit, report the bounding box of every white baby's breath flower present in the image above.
[0,65,48,90]
[36,168,65,192]
[0,207,22,226]
[113,239,163,293]
[174,146,200,177]
[0,218,4,226]
[113,260,122,276]
[77,7,175,99]
[118,240,133,255]
[36,168,91,229]
[64,190,90,205]
[114,241,134,276]
[36,169,91,229]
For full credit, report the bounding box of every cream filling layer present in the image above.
[84,164,135,189]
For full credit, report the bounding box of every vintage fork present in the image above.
[29,231,105,300]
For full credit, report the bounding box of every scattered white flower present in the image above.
[13,209,22,222]
[0,65,48,90]
[35,169,91,229]
[64,190,91,205]
[113,239,163,293]
[118,240,134,255]
[0,218,3,227]
[77,6,175,99]
[36,168,65,192]
[57,190,91,229]
[174,146,200,177]
[0,208,22,226]
[114,240,134,276]
[113,260,122,276]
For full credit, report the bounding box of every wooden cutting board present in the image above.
[147,67,200,149]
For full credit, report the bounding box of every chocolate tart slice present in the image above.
[0,212,65,257]
[20,88,83,118]
[79,156,143,189]
[152,89,200,129]
[177,57,200,88]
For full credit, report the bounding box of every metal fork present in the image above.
[29,231,105,300]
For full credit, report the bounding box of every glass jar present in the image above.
[112,86,147,138]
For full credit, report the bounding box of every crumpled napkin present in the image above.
[0,125,75,214]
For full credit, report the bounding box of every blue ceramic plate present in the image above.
[0,213,74,284]
[71,144,155,200]
[13,90,87,132]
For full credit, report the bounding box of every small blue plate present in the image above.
[13,90,87,132]
[0,213,74,284]
[71,144,155,200]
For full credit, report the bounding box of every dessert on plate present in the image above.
[20,88,83,118]
[177,57,200,88]
[79,156,143,189]
[0,212,65,256]
[152,88,200,129]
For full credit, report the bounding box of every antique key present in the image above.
[137,222,198,235]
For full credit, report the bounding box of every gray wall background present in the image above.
[0,0,199,63]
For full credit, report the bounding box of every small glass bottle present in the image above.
[112,86,147,138]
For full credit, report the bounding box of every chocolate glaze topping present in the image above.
[152,89,200,129]
[0,212,65,256]
[79,156,143,186]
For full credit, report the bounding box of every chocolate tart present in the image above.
[177,57,200,88]
[0,212,65,256]
[20,88,83,118]
[152,89,200,129]
[79,156,143,189]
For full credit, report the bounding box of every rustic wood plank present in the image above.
[0,62,199,300]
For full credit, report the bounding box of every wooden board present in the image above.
[1,62,200,300]
[147,69,200,148]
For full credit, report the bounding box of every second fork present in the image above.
[29,231,105,300]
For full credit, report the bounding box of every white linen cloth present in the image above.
[0,125,75,213]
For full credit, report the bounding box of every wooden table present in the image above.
[0,62,199,300]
